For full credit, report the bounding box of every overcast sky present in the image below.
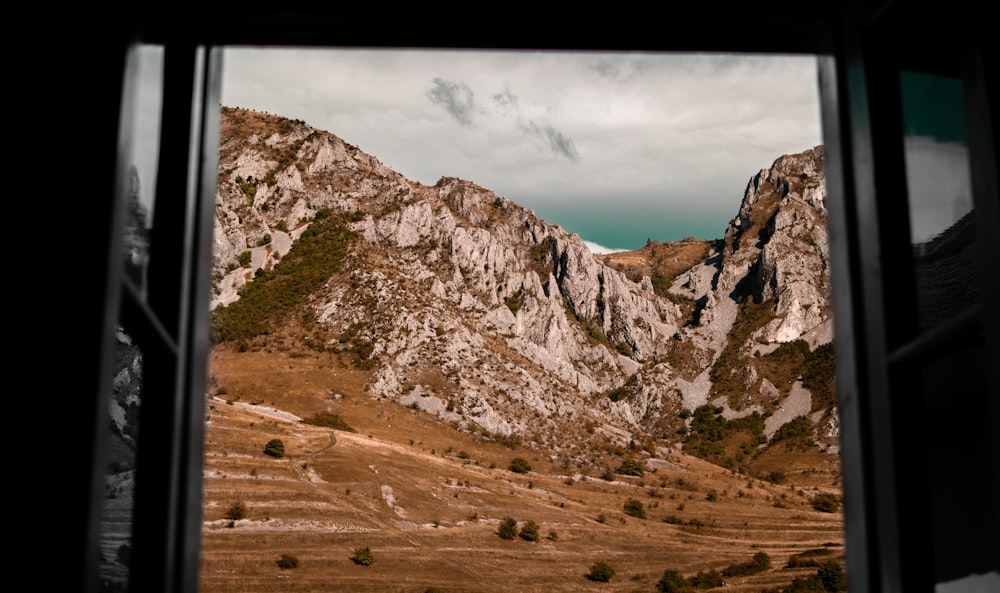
[216,48,823,252]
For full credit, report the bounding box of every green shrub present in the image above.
[771,415,813,445]
[817,560,847,591]
[263,438,285,458]
[224,501,247,522]
[623,498,646,519]
[351,547,375,566]
[508,457,531,474]
[238,250,251,267]
[786,548,834,568]
[301,412,355,432]
[518,520,539,542]
[209,211,357,344]
[656,569,687,593]
[276,554,298,569]
[688,568,723,588]
[586,561,615,582]
[505,289,523,314]
[497,517,518,540]
[256,233,272,247]
[811,493,840,513]
[618,457,645,476]
[722,551,771,577]
[783,562,846,593]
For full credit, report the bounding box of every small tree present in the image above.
[586,561,615,582]
[518,520,539,542]
[688,568,723,588]
[618,457,645,476]
[497,517,518,540]
[811,493,840,513]
[509,457,531,473]
[817,560,847,592]
[623,498,646,519]
[351,547,375,566]
[224,501,247,522]
[276,554,298,569]
[263,438,285,458]
[656,569,687,593]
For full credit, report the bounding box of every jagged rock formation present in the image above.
[210,106,836,462]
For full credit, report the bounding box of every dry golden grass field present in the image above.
[200,346,845,593]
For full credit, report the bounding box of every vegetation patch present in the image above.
[497,517,518,540]
[508,457,531,474]
[764,560,846,592]
[617,457,645,476]
[785,548,834,568]
[722,551,771,577]
[301,412,356,432]
[210,208,359,343]
[263,438,285,458]
[709,298,776,406]
[276,554,298,569]
[682,404,767,469]
[586,561,615,582]
[351,547,375,566]
[810,493,841,513]
[518,520,539,542]
[623,498,646,519]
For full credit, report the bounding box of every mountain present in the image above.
[210,106,836,470]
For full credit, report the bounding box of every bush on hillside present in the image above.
[656,569,687,593]
[518,520,539,542]
[351,547,375,566]
[276,554,298,569]
[623,498,646,519]
[263,438,285,458]
[688,568,723,588]
[224,501,247,522]
[508,457,531,474]
[618,457,645,476]
[722,551,771,577]
[811,493,840,513]
[586,561,615,582]
[497,517,518,540]
[301,412,356,432]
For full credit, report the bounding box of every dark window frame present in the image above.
[75,7,997,593]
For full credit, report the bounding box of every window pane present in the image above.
[900,70,980,332]
[97,43,162,593]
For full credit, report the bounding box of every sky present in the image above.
[131,46,826,253]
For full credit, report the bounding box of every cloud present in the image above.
[517,120,579,161]
[493,88,517,113]
[544,126,579,161]
[427,78,475,125]
[584,240,626,255]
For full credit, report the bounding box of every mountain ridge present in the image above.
[209,106,835,468]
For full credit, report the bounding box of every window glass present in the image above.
[899,70,980,331]
[97,43,163,593]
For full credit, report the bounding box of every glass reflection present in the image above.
[97,43,162,593]
[900,70,980,331]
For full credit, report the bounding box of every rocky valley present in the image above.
[102,106,845,593]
